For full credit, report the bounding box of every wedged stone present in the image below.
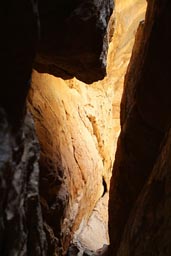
[34,0,114,83]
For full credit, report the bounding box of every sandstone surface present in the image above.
[28,0,146,253]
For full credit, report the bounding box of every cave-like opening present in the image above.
[1,1,171,255]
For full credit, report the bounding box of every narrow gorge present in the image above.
[0,1,171,256]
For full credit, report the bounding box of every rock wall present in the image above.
[0,1,114,254]
[28,0,146,254]
[0,1,47,255]
[0,110,47,255]
[109,0,171,255]
[2,0,171,255]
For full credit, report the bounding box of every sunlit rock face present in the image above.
[109,0,171,255]
[28,0,146,254]
[28,71,109,254]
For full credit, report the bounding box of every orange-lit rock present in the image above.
[28,0,146,253]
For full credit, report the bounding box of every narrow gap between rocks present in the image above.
[27,1,147,255]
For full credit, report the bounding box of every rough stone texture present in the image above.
[28,0,146,254]
[0,110,47,255]
[34,0,114,83]
[28,72,104,255]
[0,1,48,255]
[109,0,171,255]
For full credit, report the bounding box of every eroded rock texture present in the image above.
[34,0,114,83]
[28,0,146,254]
[109,0,171,255]
[0,110,47,255]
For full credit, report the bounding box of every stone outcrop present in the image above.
[109,0,171,255]
[34,0,114,84]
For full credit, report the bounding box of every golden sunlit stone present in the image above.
[28,0,147,251]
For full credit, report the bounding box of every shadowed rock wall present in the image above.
[0,110,47,256]
[0,1,47,255]
[0,0,38,125]
[109,0,171,255]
